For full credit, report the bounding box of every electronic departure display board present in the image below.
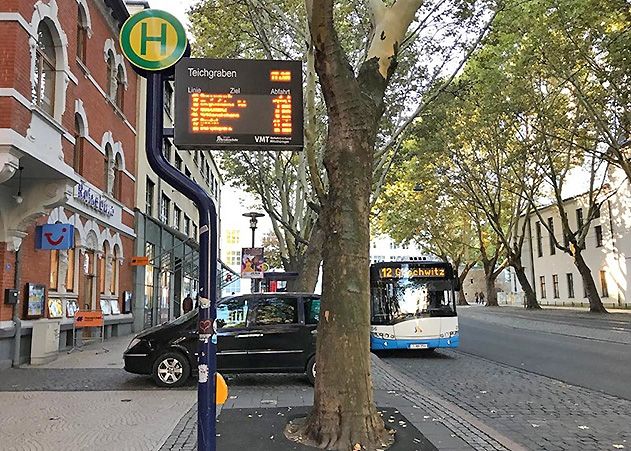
[174,58,303,150]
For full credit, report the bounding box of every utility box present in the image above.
[31,320,60,365]
[4,289,18,305]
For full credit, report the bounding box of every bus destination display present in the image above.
[378,266,447,279]
[174,58,303,150]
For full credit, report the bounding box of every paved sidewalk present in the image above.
[161,356,523,451]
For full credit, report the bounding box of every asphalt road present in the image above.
[457,311,631,400]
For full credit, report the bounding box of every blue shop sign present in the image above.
[36,224,75,250]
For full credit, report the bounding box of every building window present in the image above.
[146,177,155,216]
[567,273,574,298]
[76,5,88,63]
[185,167,191,179]
[73,113,85,174]
[184,215,191,235]
[226,250,241,266]
[175,153,182,171]
[110,247,118,295]
[535,221,543,257]
[33,22,56,116]
[113,154,123,200]
[50,250,59,291]
[594,206,601,219]
[547,217,555,255]
[164,82,173,117]
[160,193,171,224]
[115,66,125,110]
[552,274,559,298]
[192,223,198,240]
[576,208,583,229]
[106,51,115,98]
[104,144,113,193]
[163,139,172,162]
[600,270,608,297]
[226,229,240,245]
[194,152,199,167]
[66,248,75,292]
[173,206,181,230]
[539,276,546,299]
[595,225,603,247]
[99,248,107,295]
[205,163,210,184]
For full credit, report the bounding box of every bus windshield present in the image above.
[371,277,456,325]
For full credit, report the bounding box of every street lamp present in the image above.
[242,212,265,293]
[242,211,265,247]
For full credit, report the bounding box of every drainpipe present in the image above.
[12,247,22,367]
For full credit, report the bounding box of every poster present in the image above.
[48,298,63,318]
[110,299,121,315]
[66,300,79,318]
[241,247,265,279]
[100,299,112,315]
[123,291,132,313]
[25,283,45,319]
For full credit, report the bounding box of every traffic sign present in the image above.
[119,9,187,71]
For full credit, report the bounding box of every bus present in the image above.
[370,260,459,351]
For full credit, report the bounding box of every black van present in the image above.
[124,293,320,387]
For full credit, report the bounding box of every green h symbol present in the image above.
[140,21,167,56]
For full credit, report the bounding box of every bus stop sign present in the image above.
[119,9,187,72]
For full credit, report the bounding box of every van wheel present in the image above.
[152,351,190,388]
[306,356,316,385]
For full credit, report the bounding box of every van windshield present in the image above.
[169,308,198,326]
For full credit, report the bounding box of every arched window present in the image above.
[104,143,114,194]
[99,245,107,295]
[115,65,125,110]
[50,249,59,291]
[33,21,56,115]
[106,51,115,98]
[76,4,88,63]
[113,153,123,200]
[110,246,118,295]
[74,113,85,174]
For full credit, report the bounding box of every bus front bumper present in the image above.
[370,334,460,350]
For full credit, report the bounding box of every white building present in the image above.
[519,168,631,309]
[370,235,431,263]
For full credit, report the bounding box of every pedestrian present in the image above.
[479,292,485,306]
[474,292,479,304]
[182,293,194,314]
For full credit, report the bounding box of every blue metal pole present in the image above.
[145,72,217,451]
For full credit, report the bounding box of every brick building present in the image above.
[0,0,138,367]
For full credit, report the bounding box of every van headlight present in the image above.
[127,338,141,351]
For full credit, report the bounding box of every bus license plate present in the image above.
[410,344,428,349]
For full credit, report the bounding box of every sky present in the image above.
[146,0,194,29]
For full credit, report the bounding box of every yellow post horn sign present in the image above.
[120,9,187,71]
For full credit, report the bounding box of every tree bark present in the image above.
[483,267,499,306]
[286,112,392,449]
[510,255,540,309]
[457,265,472,306]
[573,250,608,313]
[286,220,324,292]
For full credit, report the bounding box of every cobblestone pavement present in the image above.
[382,349,631,451]
[162,359,523,451]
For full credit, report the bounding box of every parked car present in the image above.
[124,293,321,387]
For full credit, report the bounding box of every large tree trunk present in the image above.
[457,266,472,306]
[510,255,540,309]
[484,270,499,307]
[286,118,391,449]
[286,221,325,292]
[573,250,608,313]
